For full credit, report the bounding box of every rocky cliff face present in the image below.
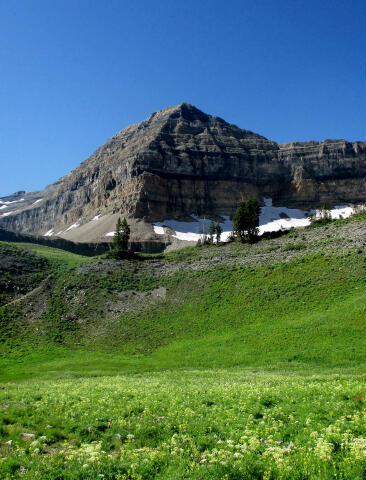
[1,103,365,240]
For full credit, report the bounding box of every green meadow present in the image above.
[0,217,365,479]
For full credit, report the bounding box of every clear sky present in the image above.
[1,0,365,196]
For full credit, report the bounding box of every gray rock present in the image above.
[1,103,365,243]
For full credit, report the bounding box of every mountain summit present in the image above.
[0,104,365,247]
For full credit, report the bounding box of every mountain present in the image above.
[0,103,365,248]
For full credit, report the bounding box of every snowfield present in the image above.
[0,210,20,217]
[64,223,80,232]
[0,198,24,204]
[153,199,356,242]
[153,225,165,235]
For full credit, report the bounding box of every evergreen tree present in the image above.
[120,218,130,250]
[233,198,261,243]
[215,222,222,243]
[233,201,246,242]
[113,217,130,253]
[244,197,261,242]
[113,218,123,253]
[209,220,215,244]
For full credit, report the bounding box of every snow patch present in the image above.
[105,231,115,237]
[257,198,312,234]
[1,210,19,217]
[0,198,24,204]
[64,223,80,232]
[152,200,358,242]
[31,199,42,205]
[44,229,54,237]
[0,205,7,210]
[329,206,354,219]
[154,216,231,242]
[92,215,101,221]
[153,225,165,235]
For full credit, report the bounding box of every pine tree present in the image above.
[215,222,222,243]
[233,201,246,242]
[209,220,215,244]
[244,197,261,242]
[120,218,130,250]
[113,218,124,253]
[113,217,130,253]
[233,198,261,243]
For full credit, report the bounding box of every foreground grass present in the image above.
[0,371,364,480]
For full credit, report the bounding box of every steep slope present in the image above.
[1,103,365,245]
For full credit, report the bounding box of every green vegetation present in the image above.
[307,207,366,230]
[282,241,306,251]
[215,221,222,242]
[9,242,91,267]
[233,198,261,242]
[114,217,131,251]
[0,217,365,479]
[0,243,49,304]
[106,217,132,259]
[309,204,332,227]
[0,372,364,480]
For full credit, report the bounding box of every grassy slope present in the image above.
[0,217,364,380]
[10,242,92,267]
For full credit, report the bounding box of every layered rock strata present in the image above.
[1,103,365,241]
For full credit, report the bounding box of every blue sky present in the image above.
[0,0,365,196]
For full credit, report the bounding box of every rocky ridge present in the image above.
[0,103,365,246]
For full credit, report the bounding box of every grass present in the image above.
[11,242,91,267]
[0,238,365,377]
[282,241,306,251]
[1,250,364,377]
[0,371,364,479]
[0,219,365,479]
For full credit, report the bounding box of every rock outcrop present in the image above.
[1,103,365,242]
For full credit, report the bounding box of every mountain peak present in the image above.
[1,104,364,247]
[149,102,210,123]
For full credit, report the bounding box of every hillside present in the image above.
[1,214,365,376]
[0,216,365,480]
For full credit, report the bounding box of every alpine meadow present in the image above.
[0,212,365,479]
